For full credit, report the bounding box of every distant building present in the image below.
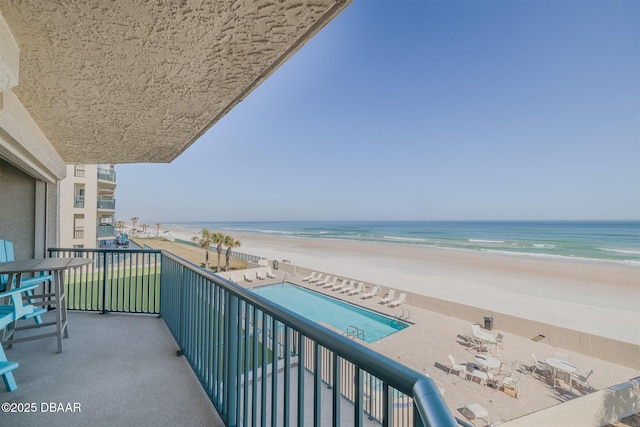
[58,164,117,248]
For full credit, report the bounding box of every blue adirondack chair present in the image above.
[0,240,50,324]
[0,282,41,391]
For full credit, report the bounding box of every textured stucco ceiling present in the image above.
[0,0,351,164]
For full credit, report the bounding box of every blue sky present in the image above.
[116,0,639,224]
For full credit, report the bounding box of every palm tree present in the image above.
[131,217,139,236]
[212,232,226,272]
[224,235,241,271]
[192,229,214,269]
[155,222,161,237]
[115,220,125,233]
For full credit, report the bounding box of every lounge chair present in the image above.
[321,277,338,288]
[379,289,396,305]
[388,292,406,308]
[315,275,331,286]
[243,272,253,283]
[256,270,266,280]
[265,269,277,279]
[308,274,324,284]
[347,282,364,296]
[331,279,348,291]
[360,285,379,299]
[339,280,355,293]
[302,272,316,282]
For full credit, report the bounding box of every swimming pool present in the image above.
[250,283,408,343]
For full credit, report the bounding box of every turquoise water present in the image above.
[250,283,408,343]
[171,220,640,264]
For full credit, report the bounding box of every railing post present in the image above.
[177,263,185,355]
[101,251,108,314]
[354,368,363,427]
[225,292,239,427]
[332,352,341,427]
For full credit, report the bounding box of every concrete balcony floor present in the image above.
[0,311,224,426]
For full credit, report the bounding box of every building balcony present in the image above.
[97,168,116,183]
[73,227,84,240]
[3,311,224,427]
[96,198,116,211]
[96,224,115,239]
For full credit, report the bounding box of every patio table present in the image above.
[546,358,577,391]
[475,354,500,371]
[0,257,93,353]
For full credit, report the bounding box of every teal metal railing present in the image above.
[160,250,458,427]
[49,247,461,426]
[49,248,161,314]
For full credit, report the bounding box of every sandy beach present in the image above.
[164,225,640,345]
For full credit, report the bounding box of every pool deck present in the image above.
[243,270,640,425]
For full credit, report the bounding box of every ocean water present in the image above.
[168,221,640,265]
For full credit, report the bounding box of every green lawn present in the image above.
[65,264,160,312]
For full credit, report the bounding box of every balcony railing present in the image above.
[74,195,85,208]
[48,248,460,427]
[73,227,84,239]
[97,224,116,238]
[97,198,116,210]
[97,168,116,182]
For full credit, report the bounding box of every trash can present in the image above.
[272,260,278,270]
[483,316,493,331]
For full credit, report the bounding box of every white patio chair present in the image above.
[321,276,338,288]
[447,354,467,378]
[308,274,324,284]
[531,353,551,378]
[573,369,594,391]
[339,281,355,294]
[360,285,379,299]
[265,269,277,279]
[496,332,504,348]
[347,282,364,296]
[315,275,331,286]
[330,279,348,291]
[471,369,489,387]
[379,289,396,305]
[501,371,523,398]
[388,292,406,308]
[302,272,316,282]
